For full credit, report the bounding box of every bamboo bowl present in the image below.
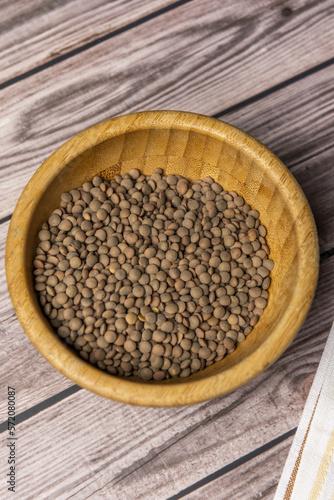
[6,111,319,406]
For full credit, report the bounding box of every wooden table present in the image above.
[1,1,333,498]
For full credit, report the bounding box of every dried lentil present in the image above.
[34,168,274,381]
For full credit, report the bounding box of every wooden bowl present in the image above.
[6,111,319,406]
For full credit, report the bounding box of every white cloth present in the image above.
[275,321,334,500]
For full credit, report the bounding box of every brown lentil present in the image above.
[34,168,273,381]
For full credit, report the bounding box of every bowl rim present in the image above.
[5,110,319,406]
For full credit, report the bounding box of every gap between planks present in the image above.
[175,433,295,499]
[0,0,195,90]
[0,255,333,498]
[1,59,334,249]
[213,56,334,118]
[0,57,333,418]
[0,212,332,497]
[1,0,334,217]
[167,428,296,500]
[0,2,332,496]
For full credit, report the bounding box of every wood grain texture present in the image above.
[0,332,324,500]
[183,436,293,499]
[0,0,177,83]
[1,67,333,250]
[5,110,318,405]
[0,221,74,417]
[0,0,333,497]
[221,64,334,253]
[0,207,327,415]
[0,230,73,419]
[0,0,333,220]
[0,253,333,498]
[1,61,332,410]
[71,268,331,500]
[0,316,74,421]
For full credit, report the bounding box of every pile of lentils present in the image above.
[34,168,274,381]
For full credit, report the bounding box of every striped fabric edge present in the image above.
[283,391,322,499]
[274,320,334,500]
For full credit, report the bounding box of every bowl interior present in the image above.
[8,112,318,405]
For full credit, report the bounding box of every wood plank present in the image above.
[1,82,333,410]
[74,348,326,494]
[0,0,177,83]
[1,67,333,253]
[182,436,293,499]
[1,69,333,410]
[1,1,332,497]
[0,254,333,498]
[1,68,332,429]
[0,314,74,420]
[0,0,333,225]
[0,220,74,416]
[220,64,334,252]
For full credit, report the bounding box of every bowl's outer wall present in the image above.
[6,111,319,406]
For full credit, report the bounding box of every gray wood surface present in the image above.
[1,0,333,220]
[0,0,333,498]
[0,249,333,497]
[1,59,333,251]
[184,437,294,499]
[0,0,176,83]
[1,60,333,412]
[222,65,334,253]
